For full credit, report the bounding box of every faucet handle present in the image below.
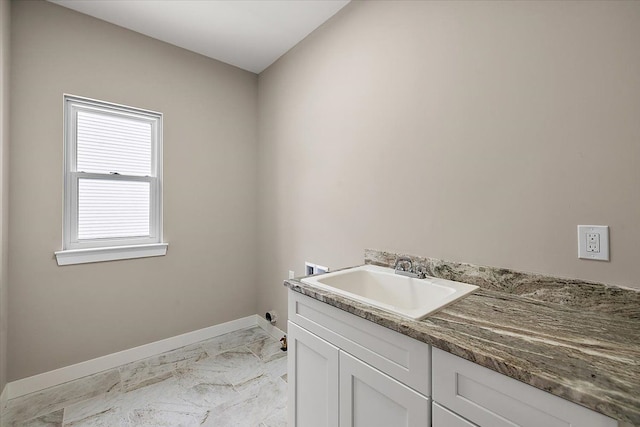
[414,265,428,279]
[394,256,412,271]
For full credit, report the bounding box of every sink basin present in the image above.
[300,264,479,320]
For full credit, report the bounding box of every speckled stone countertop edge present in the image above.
[284,269,640,425]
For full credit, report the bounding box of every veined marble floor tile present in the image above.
[113,376,206,417]
[261,408,287,427]
[1,327,288,427]
[119,345,207,392]
[173,367,238,409]
[196,346,266,387]
[3,370,120,425]
[200,327,271,356]
[263,354,288,380]
[62,388,126,426]
[63,406,130,427]
[233,372,277,396]
[128,408,208,427]
[8,409,63,427]
[247,338,287,363]
[202,376,287,427]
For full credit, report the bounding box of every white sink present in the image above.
[300,264,479,320]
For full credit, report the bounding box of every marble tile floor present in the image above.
[1,326,288,427]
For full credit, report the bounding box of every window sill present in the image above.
[55,243,168,266]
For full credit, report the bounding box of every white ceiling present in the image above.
[49,0,350,74]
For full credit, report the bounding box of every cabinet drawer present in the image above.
[289,290,431,396]
[432,403,477,427]
[432,348,617,427]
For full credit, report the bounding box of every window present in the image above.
[55,95,167,265]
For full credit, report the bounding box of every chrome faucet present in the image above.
[394,256,426,279]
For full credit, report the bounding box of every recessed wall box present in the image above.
[305,261,329,275]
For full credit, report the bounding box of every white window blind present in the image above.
[76,111,152,176]
[77,179,150,240]
[57,95,166,265]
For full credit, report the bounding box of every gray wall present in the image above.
[257,1,640,325]
[9,1,258,380]
[0,0,10,393]
[6,0,640,385]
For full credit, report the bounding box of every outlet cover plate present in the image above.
[577,225,609,261]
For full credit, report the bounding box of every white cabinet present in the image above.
[289,289,620,427]
[288,290,431,427]
[288,289,431,395]
[288,322,339,427]
[432,348,617,427]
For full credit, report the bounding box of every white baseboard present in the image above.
[256,314,287,342]
[5,315,258,400]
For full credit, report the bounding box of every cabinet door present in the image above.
[288,321,339,427]
[339,351,430,427]
[432,348,617,427]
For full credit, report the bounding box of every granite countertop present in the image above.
[284,250,640,426]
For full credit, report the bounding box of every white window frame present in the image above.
[55,95,167,265]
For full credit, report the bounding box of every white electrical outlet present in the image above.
[578,225,609,261]
[586,233,600,253]
[288,270,295,279]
